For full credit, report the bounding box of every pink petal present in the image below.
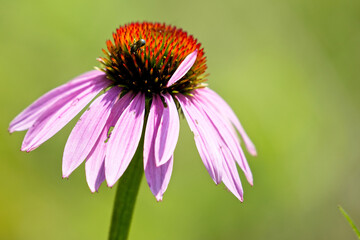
[62,87,121,178]
[85,131,107,192]
[197,88,257,156]
[145,156,174,201]
[70,70,105,84]
[86,156,105,193]
[166,50,198,87]
[144,95,162,166]
[221,147,244,201]
[105,92,145,187]
[85,92,133,192]
[188,95,245,200]
[9,70,106,133]
[144,127,174,201]
[192,94,253,185]
[153,94,179,166]
[21,77,111,152]
[143,96,174,200]
[176,94,223,184]
[181,93,245,200]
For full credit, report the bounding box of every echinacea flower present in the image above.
[9,22,256,201]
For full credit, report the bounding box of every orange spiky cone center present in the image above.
[98,22,208,96]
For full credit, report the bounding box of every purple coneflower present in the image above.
[9,22,256,201]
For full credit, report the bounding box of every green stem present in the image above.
[338,205,360,239]
[108,136,144,240]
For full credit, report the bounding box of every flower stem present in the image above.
[108,135,144,240]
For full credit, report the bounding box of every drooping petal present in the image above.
[143,95,174,200]
[86,155,106,193]
[166,50,198,87]
[144,132,173,201]
[153,94,179,166]
[144,155,174,201]
[9,70,106,133]
[21,76,111,152]
[176,94,223,184]
[188,94,245,199]
[220,147,244,201]
[85,92,133,192]
[197,88,257,156]
[192,94,253,185]
[62,86,122,178]
[144,95,162,166]
[105,92,145,187]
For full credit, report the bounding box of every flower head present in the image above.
[9,22,256,201]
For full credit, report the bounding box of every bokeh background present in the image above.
[1,0,360,239]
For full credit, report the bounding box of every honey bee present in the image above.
[131,39,146,53]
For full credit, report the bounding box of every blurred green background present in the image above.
[1,0,360,239]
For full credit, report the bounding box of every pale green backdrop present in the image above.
[1,0,360,239]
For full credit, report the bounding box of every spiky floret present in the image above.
[98,22,208,96]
